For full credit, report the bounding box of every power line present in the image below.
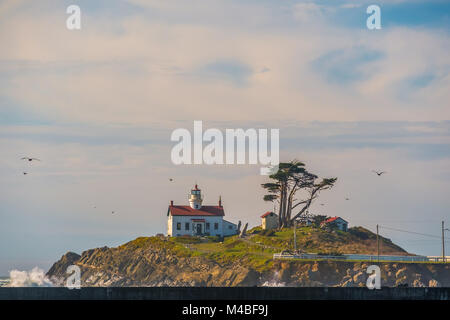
[379,225,450,240]
[352,219,449,223]
[394,239,450,242]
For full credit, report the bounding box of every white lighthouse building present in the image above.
[167,184,238,237]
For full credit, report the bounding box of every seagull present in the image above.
[372,170,386,176]
[112,211,115,214]
[320,203,325,206]
[169,178,174,182]
[23,172,28,175]
[345,197,350,201]
[21,157,41,162]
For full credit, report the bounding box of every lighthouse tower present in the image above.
[189,184,203,209]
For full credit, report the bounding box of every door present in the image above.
[196,224,202,235]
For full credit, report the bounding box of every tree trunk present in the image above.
[279,186,285,228]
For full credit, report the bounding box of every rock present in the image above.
[311,263,319,273]
[395,279,408,287]
[353,271,365,283]
[45,236,450,288]
[395,268,406,278]
[413,279,425,287]
[46,251,81,285]
[341,279,353,287]
[342,275,352,283]
[278,267,292,283]
[428,279,440,287]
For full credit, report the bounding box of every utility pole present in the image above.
[443,221,445,263]
[293,220,297,253]
[377,224,380,262]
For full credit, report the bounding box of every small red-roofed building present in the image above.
[167,184,238,237]
[261,211,278,230]
[320,216,348,232]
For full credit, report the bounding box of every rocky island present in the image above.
[46,226,450,287]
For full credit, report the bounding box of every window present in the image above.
[176,223,181,230]
[214,223,218,230]
[185,223,189,230]
[206,223,210,230]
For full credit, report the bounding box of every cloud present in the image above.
[1,120,450,274]
[0,1,448,125]
[0,0,450,273]
[340,3,363,9]
[292,2,333,23]
[311,47,384,84]
[0,3,450,124]
[0,0,26,17]
[193,60,253,86]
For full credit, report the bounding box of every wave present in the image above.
[6,267,52,287]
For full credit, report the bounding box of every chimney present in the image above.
[170,200,173,206]
[218,195,222,207]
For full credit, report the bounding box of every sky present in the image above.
[0,0,449,275]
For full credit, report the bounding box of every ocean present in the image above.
[0,277,10,287]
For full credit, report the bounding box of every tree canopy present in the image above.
[261,160,337,228]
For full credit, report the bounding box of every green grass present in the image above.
[177,225,402,267]
[117,225,421,272]
[178,236,276,271]
[119,236,192,257]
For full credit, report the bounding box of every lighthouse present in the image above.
[167,184,238,237]
[189,184,203,209]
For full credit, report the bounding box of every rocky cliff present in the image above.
[47,232,450,287]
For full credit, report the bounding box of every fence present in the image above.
[426,256,450,263]
[273,253,447,262]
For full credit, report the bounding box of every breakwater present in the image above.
[0,287,449,300]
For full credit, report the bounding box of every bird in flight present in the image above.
[112,211,115,214]
[23,172,28,175]
[169,178,173,182]
[372,170,386,176]
[320,203,325,206]
[21,157,41,162]
[345,197,350,201]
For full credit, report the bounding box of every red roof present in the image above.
[261,211,275,218]
[169,205,224,216]
[321,216,347,224]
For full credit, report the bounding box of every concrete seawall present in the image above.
[0,287,449,300]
